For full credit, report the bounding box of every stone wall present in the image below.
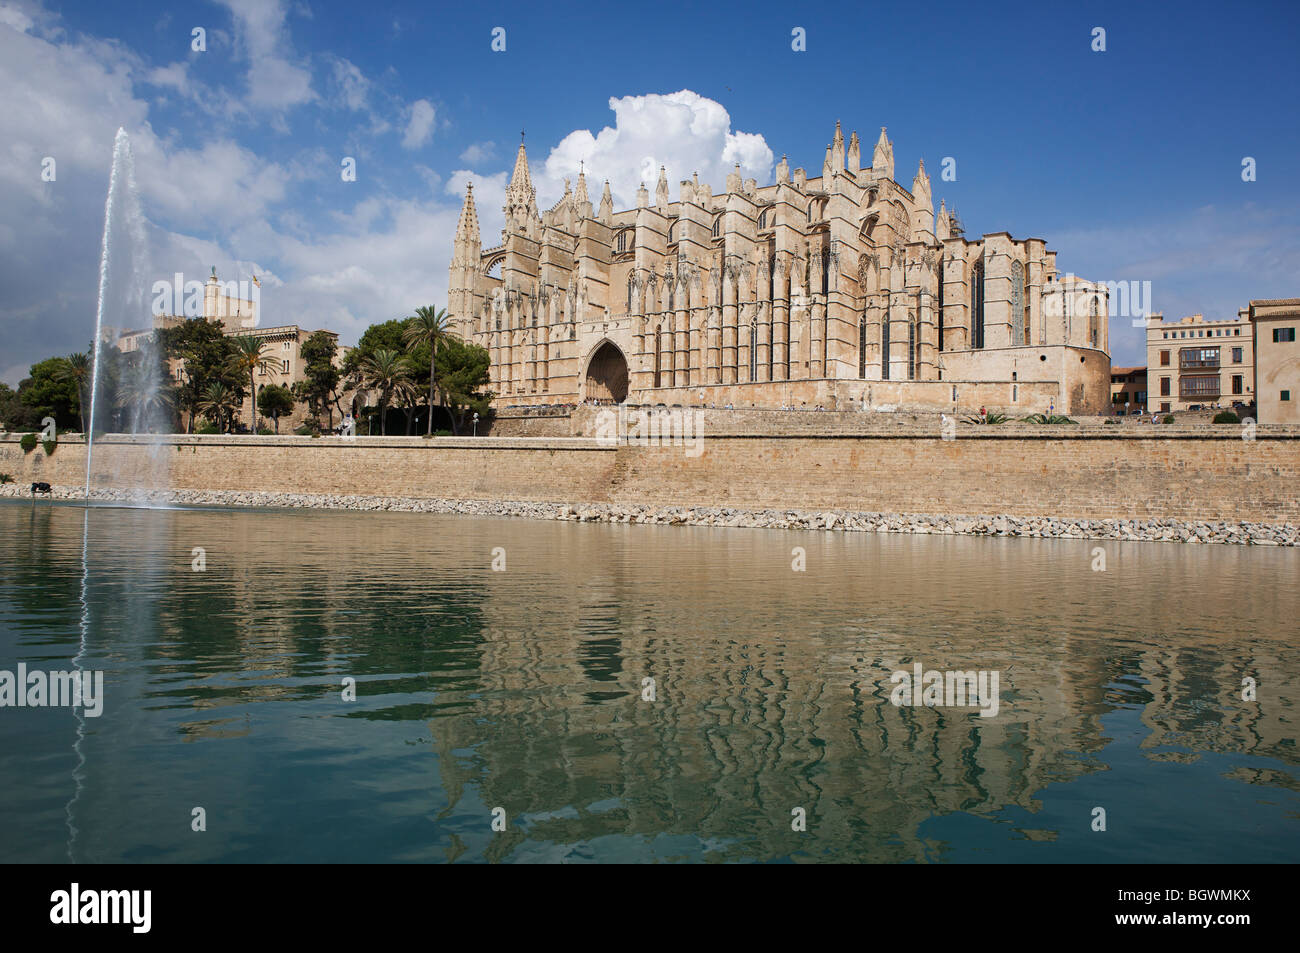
[2,428,1296,524]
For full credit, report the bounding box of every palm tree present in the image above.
[197,381,239,433]
[360,349,415,436]
[114,359,173,433]
[226,336,277,433]
[402,306,456,435]
[57,352,93,433]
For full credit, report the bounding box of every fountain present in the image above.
[84,128,168,503]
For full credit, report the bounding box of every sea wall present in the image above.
[2,428,1297,530]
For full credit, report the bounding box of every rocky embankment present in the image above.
[3,484,1296,546]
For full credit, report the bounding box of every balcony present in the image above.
[1179,375,1220,399]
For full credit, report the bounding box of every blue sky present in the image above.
[2,0,1298,383]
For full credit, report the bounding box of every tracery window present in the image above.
[881,318,891,380]
[907,312,916,380]
[1011,260,1025,345]
[859,315,868,378]
[971,257,985,349]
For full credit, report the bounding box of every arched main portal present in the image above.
[584,340,629,403]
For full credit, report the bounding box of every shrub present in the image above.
[963,413,1008,425]
[19,433,37,453]
[0,473,13,484]
[1022,413,1077,425]
[195,420,221,435]
[1213,411,1240,424]
[256,426,275,436]
[1162,414,1175,425]
[1104,418,1119,425]
[293,422,321,437]
[42,438,56,455]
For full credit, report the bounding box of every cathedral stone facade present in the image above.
[448,123,1111,414]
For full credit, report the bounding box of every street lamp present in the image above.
[472,411,479,436]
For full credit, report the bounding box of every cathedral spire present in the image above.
[504,138,538,236]
[831,119,845,170]
[509,139,533,194]
[912,157,931,206]
[872,126,894,181]
[655,165,670,210]
[455,181,479,241]
[847,131,861,173]
[575,166,589,205]
[598,180,613,223]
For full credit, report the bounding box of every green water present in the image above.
[1,500,1296,863]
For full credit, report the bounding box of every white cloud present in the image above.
[402,99,435,150]
[459,141,495,164]
[539,90,774,210]
[215,0,314,111]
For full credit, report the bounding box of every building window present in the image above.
[757,208,768,229]
[1163,332,1168,339]
[1274,327,1297,342]
[617,230,631,253]
[1010,261,1024,345]
[1089,296,1099,348]
[1160,377,1170,396]
[1179,375,1219,398]
[937,262,945,352]
[907,312,916,380]
[1234,328,1240,335]
[1160,402,1170,412]
[881,319,891,380]
[1232,375,1243,395]
[859,315,867,378]
[1180,347,1219,369]
[711,215,722,238]
[1283,390,1292,401]
[821,245,830,296]
[971,257,985,349]
[1232,346,1243,363]
[1160,350,1170,366]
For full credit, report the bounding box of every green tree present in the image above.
[296,330,341,429]
[158,318,244,433]
[197,381,240,433]
[19,357,80,430]
[256,384,296,433]
[55,352,92,433]
[359,349,414,436]
[0,381,40,432]
[113,355,175,433]
[402,306,456,436]
[434,337,493,434]
[226,336,277,433]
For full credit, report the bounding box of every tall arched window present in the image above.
[749,321,758,379]
[627,274,636,312]
[1089,296,1100,348]
[821,245,830,296]
[768,255,776,301]
[971,257,985,349]
[881,318,891,380]
[937,260,945,352]
[711,215,722,238]
[859,314,868,378]
[653,324,662,388]
[757,208,768,229]
[1011,261,1024,346]
[907,312,916,380]
[617,229,631,253]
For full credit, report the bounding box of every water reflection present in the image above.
[0,501,1296,863]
